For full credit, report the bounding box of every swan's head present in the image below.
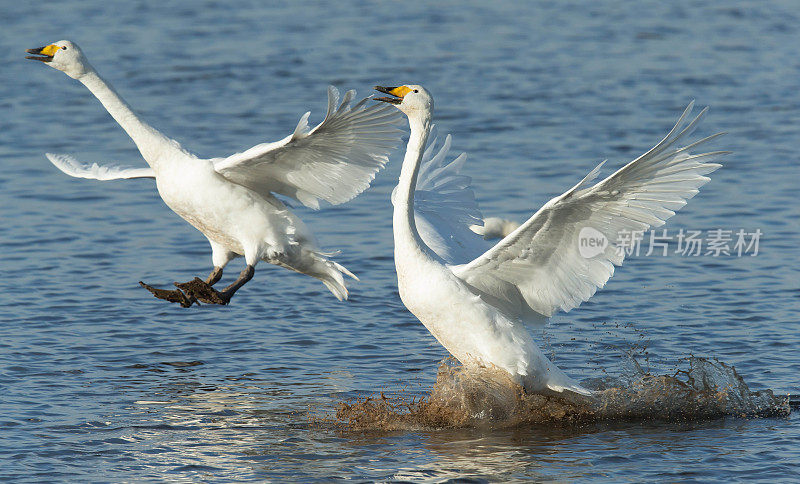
[375,85,433,117]
[26,40,90,79]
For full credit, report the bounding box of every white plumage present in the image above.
[451,103,725,320]
[469,217,521,240]
[46,153,155,180]
[401,128,487,265]
[28,40,402,306]
[377,85,725,396]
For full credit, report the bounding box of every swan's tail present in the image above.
[524,344,595,398]
[546,375,594,398]
[319,260,358,301]
[269,248,358,301]
[308,254,359,301]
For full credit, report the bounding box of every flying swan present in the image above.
[26,40,402,307]
[375,85,725,396]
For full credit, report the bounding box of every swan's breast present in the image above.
[153,159,290,253]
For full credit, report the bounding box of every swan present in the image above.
[375,85,725,396]
[470,217,521,240]
[26,40,402,307]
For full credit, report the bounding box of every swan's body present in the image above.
[27,40,401,306]
[377,85,725,396]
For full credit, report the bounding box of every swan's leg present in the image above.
[207,242,235,285]
[218,265,255,301]
[175,265,254,305]
[174,243,254,305]
[212,246,259,303]
[205,267,223,286]
[140,242,234,307]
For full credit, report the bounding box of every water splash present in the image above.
[333,357,789,431]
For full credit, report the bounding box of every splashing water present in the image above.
[333,357,789,431]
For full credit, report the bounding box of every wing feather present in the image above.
[214,86,404,209]
[405,128,489,264]
[451,103,726,323]
[45,153,155,180]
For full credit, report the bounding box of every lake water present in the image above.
[2,0,799,481]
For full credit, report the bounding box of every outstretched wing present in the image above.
[45,153,155,180]
[452,102,726,323]
[213,86,404,209]
[402,128,488,264]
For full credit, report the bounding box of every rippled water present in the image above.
[2,0,799,481]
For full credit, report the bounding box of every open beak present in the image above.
[374,86,409,105]
[26,44,58,63]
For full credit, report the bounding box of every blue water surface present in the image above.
[1,0,799,481]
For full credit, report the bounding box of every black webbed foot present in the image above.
[174,277,230,305]
[139,281,196,308]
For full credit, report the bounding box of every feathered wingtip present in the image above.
[565,101,728,199]
[325,86,340,121]
[321,86,356,122]
[292,112,311,138]
[564,160,607,197]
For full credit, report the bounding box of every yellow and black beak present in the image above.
[375,85,411,104]
[26,44,59,63]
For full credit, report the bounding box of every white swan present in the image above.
[26,40,402,307]
[470,217,521,240]
[376,85,725,396]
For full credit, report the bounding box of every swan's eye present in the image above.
[62,46,67,50]
[414,89,419,93]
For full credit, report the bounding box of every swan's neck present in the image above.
[393,112,432,257]
[79,69,175,167]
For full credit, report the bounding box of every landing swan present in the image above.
[26,40,402,307]
[376,85,725,396]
